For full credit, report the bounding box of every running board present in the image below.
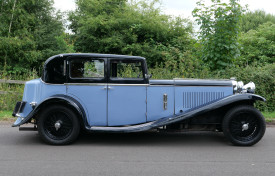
[19,127,37,131]
[89,121,155,133]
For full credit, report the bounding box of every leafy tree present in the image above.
[237,10,275,66]
[193,0,245,70]
[68,0,194,67]
[238,22,275,66]
[0,0,74,76]
[241,10,275,33]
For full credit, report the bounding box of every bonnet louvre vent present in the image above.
[183,92,224,108]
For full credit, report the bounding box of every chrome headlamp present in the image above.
[233,81,244,93]
[232,80,238,93]
[237,81,244,92]
[242,82,256,93]
[232,80,255,94]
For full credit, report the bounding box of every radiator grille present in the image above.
[183,92,224,108]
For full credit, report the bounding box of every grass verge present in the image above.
[263,111,275,123]
[0,111,13,121]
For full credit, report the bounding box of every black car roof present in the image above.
[44,53,146,66]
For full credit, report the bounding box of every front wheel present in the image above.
[38,105,80,145]
[222,105,266,146]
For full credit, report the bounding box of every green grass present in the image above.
[263,111,275,123]
[0,111,13,121]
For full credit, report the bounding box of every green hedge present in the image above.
[0,84,24,111]
[213,63,275,112]
[151,63,274,112]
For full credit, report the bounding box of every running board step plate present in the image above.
[19,127,37,131]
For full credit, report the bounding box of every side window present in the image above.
[110,60,144,79]
[70,59,104,78]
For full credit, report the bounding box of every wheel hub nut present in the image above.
[55,122,61,131]
[242,123,249,131]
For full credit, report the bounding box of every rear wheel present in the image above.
[38,105,80,145]
[222,105,266,146]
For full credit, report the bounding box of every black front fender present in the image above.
[12,95,88,127]
[151,93,266,128]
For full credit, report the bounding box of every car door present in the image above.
[107,58,147,126]
[66,56,108,126]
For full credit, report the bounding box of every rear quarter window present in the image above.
[70,59,104,79]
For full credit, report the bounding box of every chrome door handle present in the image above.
[101,86,113,90]
[163,94,167,110]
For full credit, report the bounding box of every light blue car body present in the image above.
[14,78,233,127]
[12,53,265,132]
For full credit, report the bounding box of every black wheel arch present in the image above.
[16,95,89,129]
[179,94,265,126]
[186,100,254,125]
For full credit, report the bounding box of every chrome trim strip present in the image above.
[65,83,149,86]
[174,85,232,87]
[149,84,231,87]
[107,84,149,86]
[65,83,107,86]
[173,78,232,81]
[149,85,174,87]
[89,121,154,132]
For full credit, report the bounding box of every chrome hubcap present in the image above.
[242,123,249,131]
[54,121,61,131]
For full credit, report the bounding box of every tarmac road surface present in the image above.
[0,123,274,176]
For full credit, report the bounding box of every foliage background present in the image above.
[0,0,274,112]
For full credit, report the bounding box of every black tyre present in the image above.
[38,105,80,145]
[222,105,266,146]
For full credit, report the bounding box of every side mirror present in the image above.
[145,74,152,79]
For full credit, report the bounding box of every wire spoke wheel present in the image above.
[228,112,259,142]
[38,105,80,145]
[222,105,266,146]
[44,111,73,140]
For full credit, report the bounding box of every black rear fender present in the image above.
[12,95,88,128]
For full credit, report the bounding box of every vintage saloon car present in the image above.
[12,53,266,145]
